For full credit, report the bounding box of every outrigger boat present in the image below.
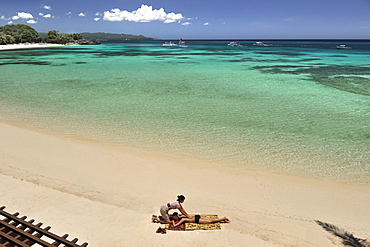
[228,41,242,47]
[336,44,352,50]
[162,41,178,46]
[253,41,268,46]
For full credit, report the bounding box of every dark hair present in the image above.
[177,195,186,201]
[170,212,180,221]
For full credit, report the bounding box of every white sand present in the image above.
[0,43,65,50]
[0,121,369,246]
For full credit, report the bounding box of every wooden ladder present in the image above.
[0,206,88,247]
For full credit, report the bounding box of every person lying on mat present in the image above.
[152,212,184,223]
[169,212,184,221]
[156,195,190,224]
[172,215,230,227]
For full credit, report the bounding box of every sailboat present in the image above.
[179,38,187,47]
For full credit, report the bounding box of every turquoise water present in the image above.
[1,40,369,184]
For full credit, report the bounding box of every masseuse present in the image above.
[159,195,190,223]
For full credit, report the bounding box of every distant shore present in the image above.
[0,43,65,51]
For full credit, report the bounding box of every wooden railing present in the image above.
[0,206,88,247]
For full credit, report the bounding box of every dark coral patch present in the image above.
[253,65,370,95]
[0,61,51,66]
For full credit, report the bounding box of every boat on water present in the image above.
[162,41,178,46]
[336,44,352,50]
[253,41,268,46]
[178,38,188,47]
[228,41,242,47]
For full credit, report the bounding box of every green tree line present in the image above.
[0,24,82,45]
[43,30,82,44]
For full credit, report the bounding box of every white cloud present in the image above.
[203,22,209,25]
[39,13,54,18]
[181,22,191,26]
[1,16,12,22]
[163,12,183,23]
[103,4,183,23]
[43,5,52,10]
[0,15,10,21]
[66,12,72,15]
[13,12,34,20]
[18,12,34,19]
[27,20,37,24]
[94,17,101,21]
[95,12,102,16]
[78,13,86,17]
[8,21,13,24]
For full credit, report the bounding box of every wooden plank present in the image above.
[0,229,34,247]
[0,207,88,247]
[22,222,44,246]
[1,240,12,246]
[1,212,20,228]
[12,216,27,225]
[0,221,53,247]
[52,233,68,246]
[8,216,27,239]
[15,219,33,242]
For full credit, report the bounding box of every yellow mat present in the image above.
[165,214,221,231]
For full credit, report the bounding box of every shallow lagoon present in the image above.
[1,40,369,184]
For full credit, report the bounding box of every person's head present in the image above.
[170,212,180,221]
[177,195,186,203]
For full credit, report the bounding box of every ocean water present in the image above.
[1,40,369,184]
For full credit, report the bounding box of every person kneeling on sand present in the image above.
[155,195,190,224]
[152,212,182,223]
[172,214,230,227]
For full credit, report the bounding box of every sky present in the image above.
[1,0,370,39]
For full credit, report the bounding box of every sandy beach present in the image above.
[0,120,369,246]
[0,43,65,51]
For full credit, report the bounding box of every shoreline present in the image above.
[1,120,369,246]
[0,43,66,51]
